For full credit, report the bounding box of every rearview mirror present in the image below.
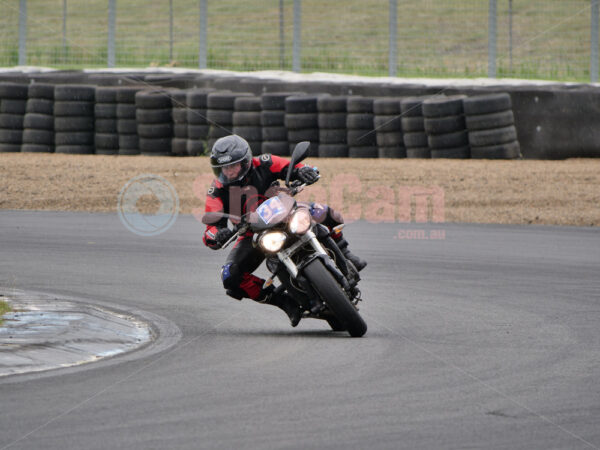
[286,141,310,187]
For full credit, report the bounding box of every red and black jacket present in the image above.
[203,154,310,249]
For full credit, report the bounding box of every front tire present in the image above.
[326,316,346,332]
[303,259,367,337]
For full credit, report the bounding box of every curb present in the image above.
[0,288,182,381]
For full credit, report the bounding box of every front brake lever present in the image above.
[222,230,240,249]
[221,222,248,249]
[289,181,306,196]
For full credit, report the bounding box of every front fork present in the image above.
[275,229,328,277]
[275,229,358,309]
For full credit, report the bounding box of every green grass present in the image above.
[0,0,595,81]
[0,299,11,326]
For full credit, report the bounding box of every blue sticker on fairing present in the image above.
[256,196,285,224]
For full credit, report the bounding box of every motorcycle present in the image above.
[202,142,367,337]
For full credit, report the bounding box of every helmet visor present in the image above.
[212,158,251,185]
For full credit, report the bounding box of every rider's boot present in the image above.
[260,288,302,327]
[335,237,367,272]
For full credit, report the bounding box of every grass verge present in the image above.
[0,0,593,81]
[0,299,11,326]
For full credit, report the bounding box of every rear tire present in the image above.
[303,259,367,337]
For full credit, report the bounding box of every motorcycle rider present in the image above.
[203,134,366,327]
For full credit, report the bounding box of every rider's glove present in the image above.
[214,228,234,248]
[295,166,320,185]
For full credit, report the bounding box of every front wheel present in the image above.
[303,259,367,337]
[325,316,346,332]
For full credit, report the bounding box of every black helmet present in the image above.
[210,135,253,186]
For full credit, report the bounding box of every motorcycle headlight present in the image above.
[288,208,311,235]
[259,231,287,252]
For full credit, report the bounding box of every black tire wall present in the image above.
[2,72,600,159]
[0,83,28,152]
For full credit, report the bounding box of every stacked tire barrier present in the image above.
[186,88,213,156]
[94,87,119,155]
[170,90,188,156]
[233,96,262,155]
[373,97,405,158]
[116,87,142,155]
[135,90,173,156]
[0,75,535,159]
[464,93,521,159]
[22,84,54,153]
[2,72,599,159]
[54,84,95,154]
[285,95,320,157]
[400,97,430,158]
[422,95,470,159]
[346,96,378,158]
[317,96,348,158]
[261,92,297,156]
[0,83,28,152]
[207,92,252,151]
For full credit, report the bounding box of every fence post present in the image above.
[199,0,207,69]
[292,0,301,72]
[592,0,599,82]
[169,0,174,62]
[508,0,513,73]
[18,0,27,65]
[108,0,116,67]
[389,0,397,77]
[62,0,67,60]
[488,0,497,77]
[279,0,285,69]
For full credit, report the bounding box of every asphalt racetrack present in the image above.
[1,211,599,449]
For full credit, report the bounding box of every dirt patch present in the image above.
[135,192,162,215]
[1,153,598,227]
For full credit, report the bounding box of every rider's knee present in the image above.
[310,203,344,227]
[221,262,242,290]
[328,206,344,225]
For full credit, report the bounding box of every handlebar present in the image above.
[211,178,318,249]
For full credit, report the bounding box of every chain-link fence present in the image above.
[0,0,598,82]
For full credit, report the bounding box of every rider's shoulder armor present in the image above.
[207,180,226,199]
[255,154,273,170]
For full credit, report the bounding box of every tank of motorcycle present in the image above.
[248,193,296,231]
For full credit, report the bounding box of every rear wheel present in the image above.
[303,259,367,337]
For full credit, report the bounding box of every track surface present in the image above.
[1,211,599,450]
